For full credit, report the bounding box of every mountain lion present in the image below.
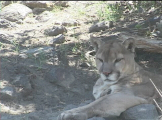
[57,35,162,120]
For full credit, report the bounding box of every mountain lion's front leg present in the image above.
[57,93,147,120]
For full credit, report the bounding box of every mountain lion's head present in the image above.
[90,35,136,83]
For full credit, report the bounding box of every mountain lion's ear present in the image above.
[90,34,104,52]
[122,38,135,53]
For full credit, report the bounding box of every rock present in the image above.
[0,19,17,28]
[105,117,121,120]
[120,104,159,120]
[45,67,75,89]
[1,114,13,120]
[0,32,14,43]
[25,95,34,101]
[44,26,67,36]
[33,8,46,15]
[62,20,80,26]
[20,46,54,56]
[49,34,65,45]
[24,16,37,24]
[88,117,105,120]
[138,6,144,13]
[128,16,161,28]
[28,115,39,120]
[54,1,69,7]
[21,1,54,9]
[19,53,28,59]
[156,19,162,37]
[0,86,15,100]
[85,50,96,56]
[12,75,30,88]
[85,51,96,66]
[35,11,54,22]
[54,21,62,25]
[89,21,113,33]
[79,62,90,68]
[16,19,23,24]
[12,74,32,97]
[0,1,12,9]
[13,64,31,75]
[0,3,32,22]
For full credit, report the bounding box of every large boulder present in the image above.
[33,8,46,15]
[21,1,69,14]
[12,74,32,97]
[0,19,18,28]
[0,86,16,100]
[21,1,54,9]
[104,104,159,120]
[44,26,67,36]
[0,3,32,22]
[89,21,113,33]
[0,31,14,43]
[48,34,65,45]
[54,1,69,7]
[120,104,159,120]
[45,67,75,89]
[88,117,105,120]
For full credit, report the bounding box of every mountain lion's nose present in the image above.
[103,71,112,76]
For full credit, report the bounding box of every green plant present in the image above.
[146,30,151,37]
[140,1,156,8]
[135,24,142,29]
[35,52,47,70]
[72,45,77,53]
[97,2,123,21]
[80,51,86,62]
[28,13,34,18]
[0,42,4,50]
[10,39,20,53]
[59,44,69,54]
[71,28,82,54]
[28,52,47,70]
[72,43,80,53]
[97,1,162,22]
[77,8,86,16]
[51,6,63,13]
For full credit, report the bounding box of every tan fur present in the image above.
[57,35,162,120]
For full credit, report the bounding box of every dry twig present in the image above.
[149,79,162,114]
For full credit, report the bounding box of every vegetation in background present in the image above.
[97,1,162,22]
[10,39,20,53]
[51,5,64,13]
[97,2,124,21]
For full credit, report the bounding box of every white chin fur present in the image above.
[100,73,118,81]
[100,73,107,80]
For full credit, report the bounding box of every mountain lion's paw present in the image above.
[57,111,87,120]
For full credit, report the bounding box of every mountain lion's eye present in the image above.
[97,58,103,62]
[115,58,124,63]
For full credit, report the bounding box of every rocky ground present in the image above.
[0,1,162,120]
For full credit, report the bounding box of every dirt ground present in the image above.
[1,1,162,120]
